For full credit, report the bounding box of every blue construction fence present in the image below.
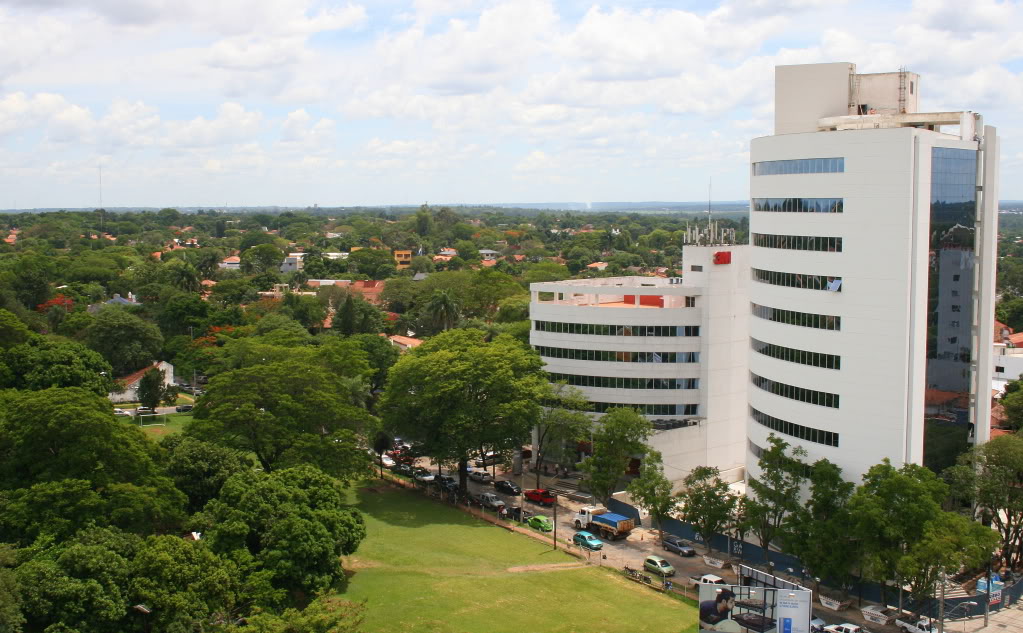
[607,497,1023,617]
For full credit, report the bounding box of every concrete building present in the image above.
[529,245,750,484]
[748,62,998,483]
[394,250,413,270]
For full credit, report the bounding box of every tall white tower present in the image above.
[747,63,999,483]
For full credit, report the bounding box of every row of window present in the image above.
[752,268,843,292]
[535,346,699,364]
[751,303,841,331]
[752,157,845,176]
[591,402,699,416]
[752,198,844,214]
[750,337,841,370]
[750,406,840,447]
[747,439,815,477]
[752,233,843,253]
[750,372,840,408]
[534,321,700,337]
[548,372,699,390]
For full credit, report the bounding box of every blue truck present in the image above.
[572,506,635,541]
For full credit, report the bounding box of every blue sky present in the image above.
[0,0,1021,208]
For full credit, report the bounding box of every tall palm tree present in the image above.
[165,260,201,293]
[424,289,461,332]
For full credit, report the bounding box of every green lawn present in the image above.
[135,412,191,440]
[340,484,698,633]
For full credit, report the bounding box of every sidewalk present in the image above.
[960,603,1023,633]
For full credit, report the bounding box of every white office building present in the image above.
[529,245,749,484]
[747,63,998,483]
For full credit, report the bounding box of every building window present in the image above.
[951,290,959,297]
[750,406,839,447]
[996,366,1005,373]
[685,296,697,307]
[533,321,699,337]
[752,158,844,176]
[750,303,841,331]
[691,265,703,272]
[750,372,839,408]
[752,233,843,252]
[751,338,841,369]
[752,198,844,213]
[950,321,960,327]
[951,305,961,312]
[557,401,698,416]
[534,346,699,364]
[953,274,960,281]
[752,268,842,292]
[547,373,698,390]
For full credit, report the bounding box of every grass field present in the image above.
[136,412,191,439]
[340,484,699,633]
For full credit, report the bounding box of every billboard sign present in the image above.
[699,583,812,633]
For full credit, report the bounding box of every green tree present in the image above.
[84,307,164,375]
[348,333,400,394]
[157,293,209,336]
[532,383,590,488]
[162,436,253,513]
[348,249,395,279]
[241,243,285,275]
[626,450,678,543]
[745,435,807,563]
[945,433,1023,569]
[0,309,30,349]
[463,269,522,318]
[130,535,240,632]
[579,408,651,504]
[194,465,366,597]
[781,459,857,593]
[0,545,22,633]
[136,367,168,410]
[495,295,529,323]
[379,329,544,491]
[677,466,736,554]
[897,512,997,609]
[16,527,141,633]
[187,361,375,476]
[849,459,949,604]
[163,259,201,293]
[0,337,113,396]
[233,595,364,633]
[423,289,460,332]
[11,254,55,309]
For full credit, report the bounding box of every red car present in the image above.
[524,488,556,506]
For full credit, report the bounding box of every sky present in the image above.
[0,0,1021,209]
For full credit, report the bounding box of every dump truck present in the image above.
[572,506,635,541]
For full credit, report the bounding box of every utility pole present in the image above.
[552,493,558,550]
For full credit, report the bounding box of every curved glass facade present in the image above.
[752,157,844,176]
[752,233,843,252]
[750,372,840,408]
[752,268,843,292]
[752,198,843,213]
[548,373,698,390]
[750,406,840,447]
[534,321,700,337]
[751,303,841,330]
[751,337,841,369]
[536,346,699,363]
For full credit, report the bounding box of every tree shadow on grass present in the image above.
[354,482,495,528]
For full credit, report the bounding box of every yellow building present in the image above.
[393,250,413,270]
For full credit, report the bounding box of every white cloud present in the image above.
[163,103,263,148]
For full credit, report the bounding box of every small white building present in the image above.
[109,361,175,404]
[529,245,750,485]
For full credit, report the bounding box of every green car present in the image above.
[643,555,675,577]
[527,515,554,532]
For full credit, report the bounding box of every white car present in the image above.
[825,624,872,633]
[380,453,395,468]
[469,470,493,484]
[413,468,435,483]
[113,408,131,416]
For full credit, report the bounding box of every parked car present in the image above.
[662,535,696,557]
[824,625,872,633]
[524,488,556,506]
[573,531,603,551]
[811,617,826,633]
[527,515,554,532]
[175,404,193,413]
[113,408,131,417]
[135,407,155,415]
[468,470,493,484]
[394,463,413,477]
[378,453,396,469]
[494,480,521,495]
[474,492,506,510]
[434,474,457,491]
[507,506,533,522]
[643,555,675,577]
[412,468,435,483]
[474,451,500,467]
[688,573,726,587]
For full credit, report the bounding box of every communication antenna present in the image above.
[99,165,105,232]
